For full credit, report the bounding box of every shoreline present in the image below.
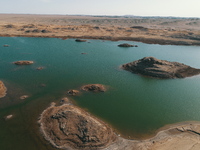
[1,34,200,46]
[0,14,200,46]
[39,102,200,150]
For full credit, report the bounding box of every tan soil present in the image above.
[0,14,200,46]
[0,81,7,98]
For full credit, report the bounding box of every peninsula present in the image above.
[39,101,200,150]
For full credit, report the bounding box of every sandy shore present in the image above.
[0,14,200,45]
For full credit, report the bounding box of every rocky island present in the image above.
[122,57,200,79]
[14,60,34,65]
[0,81,7,98]
[39,103,116,150]
[81,84,106,92]
[118,43,138,47]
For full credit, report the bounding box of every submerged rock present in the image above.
[3,44,10,47]
[118,43,138,47]
[122,57,200,79]
[39,104,116,150]
[0,81,7,98]
[4,114,13,120]
[36,67,44,70]
[20,95,29,100]
[14,61,34,65]
[81,84,106,92]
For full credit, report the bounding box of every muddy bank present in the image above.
[122,57,200,79]
[0,81,7,98]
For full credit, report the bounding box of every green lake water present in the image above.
[1,37,200,150]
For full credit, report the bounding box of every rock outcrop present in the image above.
[75,39,87,42]
[3,44,9,47]
[118,43,138,47]
[0,81,7,98]
[81,84,106,92]
[39,103,116,150]
[14,61,34,65]
[67,89,80,95]
[122,57,200,79]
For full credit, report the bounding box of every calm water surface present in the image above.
[1,37,200,150]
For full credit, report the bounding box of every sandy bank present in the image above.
[0,81,7,98]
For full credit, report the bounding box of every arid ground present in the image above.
[0,14,200,45]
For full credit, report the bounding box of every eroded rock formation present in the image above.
[14,61,34,65]
[122,57,200,79]
[39,103,116,150]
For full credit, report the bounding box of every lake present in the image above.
[1,37,200,150]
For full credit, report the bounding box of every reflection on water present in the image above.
[1,37,200,149]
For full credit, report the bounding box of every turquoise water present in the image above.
[1,37,200,149]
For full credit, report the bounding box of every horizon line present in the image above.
[0,13,199,19]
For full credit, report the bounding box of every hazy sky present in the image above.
[0,0,200,17]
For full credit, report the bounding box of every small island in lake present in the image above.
[14,60,34,65]
[118,43,138,47]
[39,102,116,150]
[0,81,7,98]
[81,84,106,92]
[122,57,200,79]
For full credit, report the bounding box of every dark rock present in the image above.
[75,39,87,42]
[130,26,148,31]
[118,43,137,47]
[32,29,41,33]
[41,29,49,33]
[4,24,15,28]
[122,57,200,79]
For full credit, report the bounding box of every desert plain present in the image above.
[0,14,200,45]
